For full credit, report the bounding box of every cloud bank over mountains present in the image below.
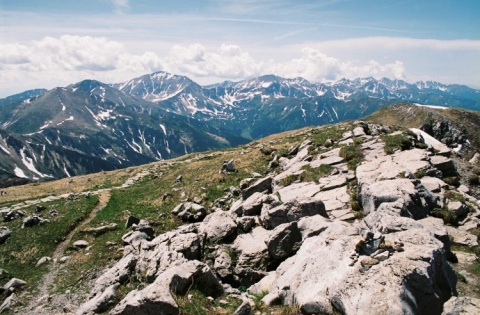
[0,34,424,96]
[1,33,479,97]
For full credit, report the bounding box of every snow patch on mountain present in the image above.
[19,147,52,178]
[159,124,167,136]
[14,166,28,179]
[414,103,448,110]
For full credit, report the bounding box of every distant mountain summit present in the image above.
[1,71,479,184]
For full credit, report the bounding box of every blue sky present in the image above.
[0,0,479,96]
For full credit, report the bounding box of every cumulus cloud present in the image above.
[0,35,166,95]
[0,43,31,65]
[266,47,405,82]
[165,43,261,80]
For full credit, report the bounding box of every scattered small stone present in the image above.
[22,215,49,228]
[162,192,172,202]
[34,205,46,212]
[0,227,11,245]
[360,257,379,267]
[73,240,89,248]
[36,256,52,267]
[125,216,140,229]
[59,256,70,263]
[3,277,27,291]
[174,175,183,183]
[219,159,237,174]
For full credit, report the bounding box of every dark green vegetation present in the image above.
[339,143,364,169]
[381,131,416,154]
[0,196,99,288]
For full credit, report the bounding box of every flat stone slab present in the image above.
[276,182,321,203]
[313,186,350,211]
[318,174,348,191]
[329,209,355,221]
[446,226,479,247]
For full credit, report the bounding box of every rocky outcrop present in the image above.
[76,122,480,315]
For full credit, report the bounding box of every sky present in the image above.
[0,0,479,97]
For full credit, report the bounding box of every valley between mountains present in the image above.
[0,103,480,314]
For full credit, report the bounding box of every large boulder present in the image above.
[176,202,207,223]
[242,176,273,200]
[260,197,328,230]
[109,260,223,315]
[90,254,137,296]
[262,222,456,315]
[233,192,279,217]
[265,222,303,260]
[360,179,437,219]
[21,215,49,228]
[77,284,119,315]
[232,226,270,268]
[198,211,237,241]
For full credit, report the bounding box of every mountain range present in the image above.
[1,71,479,185]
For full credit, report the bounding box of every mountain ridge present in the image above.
[1,71,479,185]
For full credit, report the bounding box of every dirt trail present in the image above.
[24,190,111,313]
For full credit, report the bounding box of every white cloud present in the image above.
[165,43,261,80]
[0,43,31,64]
[1,35,479,97]
[163,44,405,83]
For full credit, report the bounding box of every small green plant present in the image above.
[444,190,465,203]
[381,133,414,154]
[443,176,460,186]
[414,169,427,179]
[455,270,468,283]
[430,207,457,225]
[276,148,289,158]
[340,145,363,169]
[415,142,429,149]
[280,174,299,187]
[310,126,344,147]
[299,164,333,182]
[260,146,275,156]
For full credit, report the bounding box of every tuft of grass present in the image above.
[430,207,457,225]
[339,145,364,170]
[310,126,345,147]
[299,164,333,182]
[381,132,414,154]
[280,174,299,187]
[443,176,460,186]
[444,190,465,203]
[414,169,428,179]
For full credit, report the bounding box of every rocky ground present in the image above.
[1,120,480,314]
